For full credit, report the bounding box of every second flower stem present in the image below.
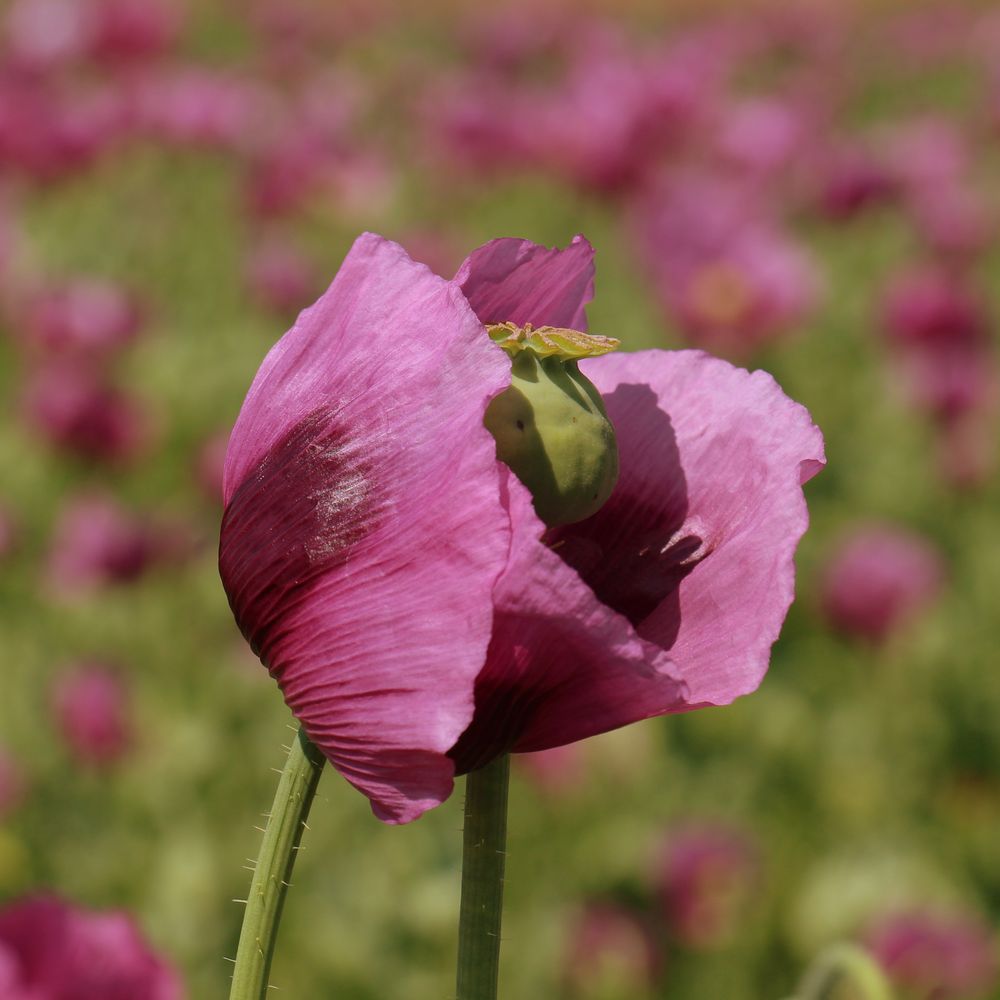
[229,726,325,1000]
[456,754,511,1000]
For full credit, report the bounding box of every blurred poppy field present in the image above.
[2,1,1000,997]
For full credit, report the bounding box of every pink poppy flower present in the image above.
[51,662,133,767]
[126,68,261,149]
[515,27,721,197]
[634,177,820,355]
[456,5,568,73]
[46,493,155,594]
[219,233,824,823]
[0,77,124,183]
[525,33,672,196]
[563,901,661,997]
[885,118,970,194]
[243,134,354,220]
[654,823,760,949]
[0,893,182,999]
[881,119,990,260]
[21,363,151,464]
[820,523,944,645]
[241,80,373,219]
[909,182,992,262]
[86,0,181,66]
[419,72,536,179]
[813,142,897,221]
[865,909,997,1000]
[879,267,995,422]
[16,278,143,359]
[713,96,810,178]
[3,0,92,71]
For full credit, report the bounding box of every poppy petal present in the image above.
[579,349,825,705]
[452,347,823,766]
[221,234,512,822]
[450,470,689,770]
[454,235,595,330]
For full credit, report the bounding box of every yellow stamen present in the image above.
[487,322,620,359]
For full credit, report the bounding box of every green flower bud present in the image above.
[484,323,620,527]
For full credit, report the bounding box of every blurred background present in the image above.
[1,0,999,997]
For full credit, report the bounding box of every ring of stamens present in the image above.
[487,322,620,359]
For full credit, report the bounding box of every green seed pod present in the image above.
[484,323,620,527]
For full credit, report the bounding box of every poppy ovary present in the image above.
[484,322,620,527]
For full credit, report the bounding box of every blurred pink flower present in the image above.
[879,267,995,422]
[0,893,182,998]
[634,176,820,354]
[563,901,660,997]
[51,662,133,767]
[126,68,261,148]
[526,33,673,196]
[885,118,970,193]
[247,0,385,75]
[3,0,92,70]
[713,96,811,177]
[243,134,340,219]
[909,183,992,261]
[242,80,374,219]
[865,909,998,1000]
[0,77,125,182]
[419,73,535,177]
[0,745,26,820]
[219,232,823,823]
[21,364,151,464]
[245,237,318,316]
[655,823,760,949]
[456,4,568,73]
[16,278,143,359]
[813,142,897,220]
[881,117,990,259]
[527,27,726,196]
[86,0,182,66]
[46,493,155,594]
[820,523,944,644]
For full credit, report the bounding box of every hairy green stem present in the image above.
[796,943,893,1000]
[230,727,325,1000]
[456,754,510,1000]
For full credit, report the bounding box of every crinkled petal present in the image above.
[454,235,595,330]
[450,470,689,770]
[575,349,825,705]
[452,348,823,767]
[220,234,511,822]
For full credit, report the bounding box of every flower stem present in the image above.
[230,727,325,1000]
[797,943,893,1000]
[456,754,510,1000]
